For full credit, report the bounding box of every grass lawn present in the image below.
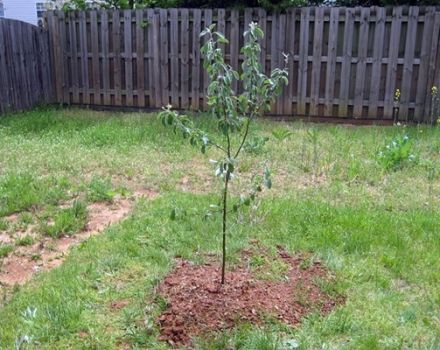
[0,107,439,349]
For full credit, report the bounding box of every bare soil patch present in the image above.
[156,249,342,347]
[0,189,158,287]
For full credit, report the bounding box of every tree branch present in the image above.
[234,117,251,158]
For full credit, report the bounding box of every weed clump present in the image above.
[41,201,88,238]
[87,177,115,203]
[0,244,13,258]
[377,134,416,170]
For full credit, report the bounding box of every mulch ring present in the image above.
[156,247,343,347]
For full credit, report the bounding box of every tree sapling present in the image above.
[159,23,288,284]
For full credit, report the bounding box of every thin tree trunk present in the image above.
[221,172,230,285]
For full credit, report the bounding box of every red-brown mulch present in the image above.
[156,248,342,347]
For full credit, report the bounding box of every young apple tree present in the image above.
[159,22,288,284]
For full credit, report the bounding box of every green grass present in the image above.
[86,176,115,203]
[0,243,13,258]
[40,201,88,238]
[15,235,35,247]
[0,107,439,349]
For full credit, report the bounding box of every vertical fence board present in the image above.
[424,12,440,122]
[48,12,62,103]
[101,11,111,105]
[79,11,89,104]
[354,7,370,118]
[310,8,324,116]
[257,8,267,73]
[368,7,385,118]
[325,7,338,116]
[160,9,169,106]
[90,11,100,104]
[414,9,433,120]
[276,14,286,114]
[181,9,190,109]
[339,8,354,117]
[384,7,403,119]
[136,10,145,107]
[230,9,239,93]
[0,22,7,112]
[191,9,201,110]
[68,12,79,104]
[298,7,310,116]
[217,9,226,54]
[113,10,122,105]
[270,13,279,112]
[284,9,296,114]
[399,7,419,119]
[202,10,213,108]
[58,11,68,103]
[124,10,133,106]
[149,9,161,107]
[170,9,179,107]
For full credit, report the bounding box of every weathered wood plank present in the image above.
[170,8,179,107]
[297,7,310,116]
[135,10,145,107]
[79,11,90,104]
[58,11,68,103]
[113,10,122,106]
[202,9,213,108]
[424,12,440,123]
[368,6,386,118]
[230,9,240,93]
[310,7,324,116]
[181,8,190,109]
[383,7,403,119]
[191,9,202,110]
[148,9,160,107]
[90,11,100,105]
[0,21,7,112]
[124,10,133,106]
[48,12,63,103]
[399,6,419,119]
[69,11,80,104]
[339,8,355,117]
[324,7,339,116]
[244,8,252,31]
[217,9,226,54]
[257,8,267,74]
[284,8,296,114]
[160,9,169,106]
[101,11,111,105]
[414,8,434,121]
[353,7,370,118]
[276,14,286,114]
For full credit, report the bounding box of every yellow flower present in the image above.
[394,89,401,101]
[432,86,438,96]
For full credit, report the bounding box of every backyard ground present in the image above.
[0,107,439,349]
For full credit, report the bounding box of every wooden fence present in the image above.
[46,7,440,122]
[0,19,53,114]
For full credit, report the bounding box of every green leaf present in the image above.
[263,166,272,189]
[170,209,176,221]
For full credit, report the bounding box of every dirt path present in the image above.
[0,189,158,287]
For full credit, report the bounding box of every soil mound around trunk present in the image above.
[157,249,342,347]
